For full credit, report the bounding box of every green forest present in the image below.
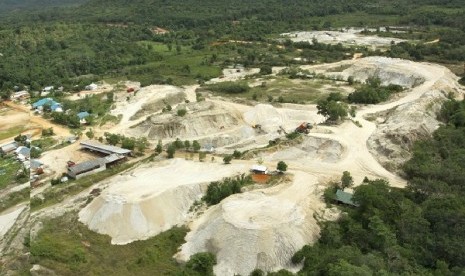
[290,98,465,275]
[0,0,464,92]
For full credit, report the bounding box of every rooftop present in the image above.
[68,158,106,175]
[80,140,132,155]
[336,189,359,207]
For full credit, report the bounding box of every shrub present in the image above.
[232,150,242,159]
[207,81,250,94]
[259,65,272,75]
[223,155,233,164]
[203,175,251,205]
[177,109,187,117]
[186,252,216,276]
[277,161,288,172]
[167,144,176,158]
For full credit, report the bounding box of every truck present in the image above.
[295,122,313,134]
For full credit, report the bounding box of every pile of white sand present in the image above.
[176,171,325,276]
[79,159,248,245]
[282,29,405,48]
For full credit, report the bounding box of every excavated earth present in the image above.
[78,159,248,245]
[175,171,330,276]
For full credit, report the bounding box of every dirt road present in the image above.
[4,101,70,137]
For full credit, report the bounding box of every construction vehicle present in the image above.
[295,122,313,134]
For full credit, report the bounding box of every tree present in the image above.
[259,65,272,75]
[184,140,190,149]
[185,252,216,276]
[177,109,187,117]
[192,140,201,152]
[341,171,353,190]
[223,155,232,164]
[85,129,94,139]
[136,137,148,153]
[317,98,348,123]
[232,150,241,159]
[277,161,288,172]
[122,138,135,150]
[167,144,176,158]
[155,140,163,154]
[174,138,183,149]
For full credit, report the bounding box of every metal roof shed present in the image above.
[336,189,359,207]
[80,140,132,156]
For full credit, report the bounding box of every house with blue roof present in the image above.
[77,111,90,120]
[32,98,62,112]
[77,111,90,124]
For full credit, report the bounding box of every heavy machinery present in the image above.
[295,122,313,134]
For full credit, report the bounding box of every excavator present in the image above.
[295,122,313,134]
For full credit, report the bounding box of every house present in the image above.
[11,90,30,101]
[67,154,125,179]
[335,189,359,207]
[15,146,30,161]
[250,165,268,175]
[0,141,18,154]
[80,140,132,156]
[67,158,107,179]
[32,98,62,112]
[85,83,98,91]
[77,111,90,124]
[30,159,44,170]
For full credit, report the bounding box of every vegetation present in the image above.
[277,161,288,172]
[0,157,27,189]
[166,144,176,159]
[30,212,189,275]
[223,155,233,164]
[341,171,354,190]
[348,77,404,104]
[203,174,252,205]
[292,99,465,274]
[0,187,30,213]
[205,81,250,94]
[317,93,348,123]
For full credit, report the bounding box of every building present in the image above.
[77,111,90,124]
[335,189,359,207]
[250,165,268,174]
[85,83,98,90]
[67,154,126,179]
[80,140,132,156]
[67,158,107,179]
[15,146,30,161]
[32,98,62,112]
[11,91,30,101]
[0,141,18,154]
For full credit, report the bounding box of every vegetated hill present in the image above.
[0,0,87,15]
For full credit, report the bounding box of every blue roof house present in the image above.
[77,111,90,120]
[33,98,62,112]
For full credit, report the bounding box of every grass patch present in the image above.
[0,157,24,189]
[31,212,188,275]
[0,187,29,213]
[33,137,58,152]
[0,125,27,141]
[99,114,122,126]
[207,77,347,104]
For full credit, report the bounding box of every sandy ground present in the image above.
[176,171,333,275]
[38,142,99,178]
[0,204,27,239]
[281,28,405,48]
[66,82,114,101]
[78,159,249,244]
